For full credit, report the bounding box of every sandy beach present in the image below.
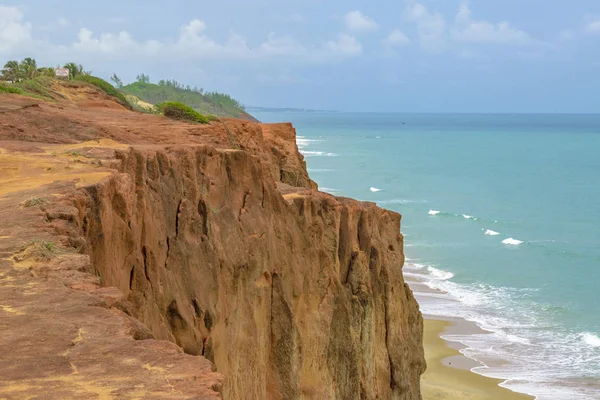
[422,319,533,400]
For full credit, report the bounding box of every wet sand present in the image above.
[422,319,534,400]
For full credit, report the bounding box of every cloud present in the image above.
[73,28,163,56]
[325,34,362,56]
[386,29,410,46]
[404,1,538,51]
[585,18,600,34]
[174,20,252,59]
[0,7,362,64]
[345,11,378,32]
[0,6,32,54]
[260,32,307,56]
[452,2,533,45]
[405,1,447,51]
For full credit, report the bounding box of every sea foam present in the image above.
[427,266,454,280]
[370,187,382,192]
[502,238,524,245]
[301,151,337,157]
[485,229,500,236]
[428,210,441,216]
[581,332,600,347]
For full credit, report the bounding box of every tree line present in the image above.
[1,58,90,82]
[112,72,246,112]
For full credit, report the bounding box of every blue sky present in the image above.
[1,1,599,112]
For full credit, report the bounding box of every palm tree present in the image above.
[1,60,22,83]
[63,62,90,79]
[37,67,56,77]
[20,57,38,80]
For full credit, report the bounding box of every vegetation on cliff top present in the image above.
[74,75,130,108]
[156,101,209,124]
[118,75,250,119]
[2,57,252,120]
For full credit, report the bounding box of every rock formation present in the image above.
[0,85,425,399]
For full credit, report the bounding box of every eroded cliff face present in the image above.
[0,89,424,400]
[77,145,424,399]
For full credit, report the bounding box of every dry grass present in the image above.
[20,197,48,208]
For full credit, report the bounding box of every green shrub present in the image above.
[156,101,209,123]
[0,84,23,94]
[75,75,130,107]
[14,76,53,99]
[207,115,219,122]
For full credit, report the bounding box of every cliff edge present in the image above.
[0,84,425,399]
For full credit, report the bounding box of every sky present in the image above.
[1,1,599,113]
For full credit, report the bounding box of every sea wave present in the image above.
[405,262,600,400]
[307,168,335,172]
[296,136,321,149]
[370,187,382,192]
[485,229,501,236]
[427,266,454,280]
[320,187,339,194]
[582,332,600,348]
[377,198,428,205]
[502,238,524,246]
[301,151,338,157]
[428,210,441,216]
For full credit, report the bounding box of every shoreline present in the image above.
[422,318,534,400]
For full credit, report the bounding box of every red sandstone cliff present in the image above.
[0,85,425,399]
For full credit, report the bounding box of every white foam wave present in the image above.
[428,210,441,216]
[502,238,524,246]
[485,229,500,236]
[581,332,600,347]
[427,266,454,280]
[407,260,600,399]
[296,137,321,149]
[376,136,381,139]
[370,187,382,192]
[301,151,337,157]
[307,168,335,172]
[377,199,427,205]
[463,214,475,219]
[320,187,339,194]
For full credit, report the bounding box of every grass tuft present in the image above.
[0,84,23,94]
[14,240,62,262]
[20,197,49,208]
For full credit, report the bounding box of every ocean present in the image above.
[253,111,600,400]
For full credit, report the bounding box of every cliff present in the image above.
[0,85,425,399]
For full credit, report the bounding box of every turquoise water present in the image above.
[254,112,600,399]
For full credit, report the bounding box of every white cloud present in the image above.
[73,28,162,56]
[0,6,32,53]
[585,18,600,34]
[325,34,362,56]
[0,7,363,64]
[406,1,447,51]
[175,20,251,59]
[386,29,410,46]
[260,32,307,56]
[345,11,378,32]
[452,2,533,45]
